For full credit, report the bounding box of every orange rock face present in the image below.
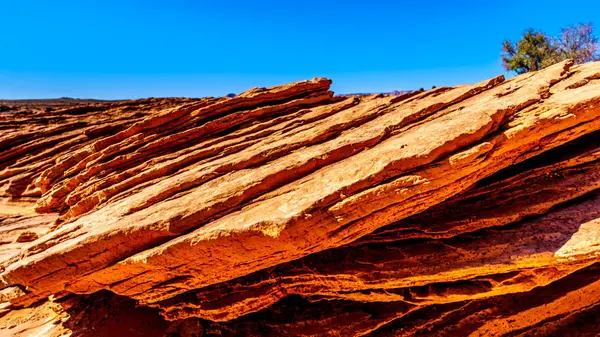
[2,60,600,336]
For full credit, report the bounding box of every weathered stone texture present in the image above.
[1,60,600,336]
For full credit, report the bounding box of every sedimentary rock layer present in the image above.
[1,60,600,336]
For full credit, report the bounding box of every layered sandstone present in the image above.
[1,60,600,336]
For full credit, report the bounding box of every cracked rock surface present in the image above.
[2,60,600,336]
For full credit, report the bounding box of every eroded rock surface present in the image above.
[1,60,600,336]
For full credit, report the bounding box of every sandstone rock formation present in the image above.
[1,59,600,336]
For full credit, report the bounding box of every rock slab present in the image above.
[1,60,600,336]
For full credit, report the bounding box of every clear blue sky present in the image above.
[1,1,599,99]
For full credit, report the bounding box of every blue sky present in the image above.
[1,1,599,99]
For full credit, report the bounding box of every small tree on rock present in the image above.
[502,30,560,74]
[502,23,600,74]
[558,24,600,64]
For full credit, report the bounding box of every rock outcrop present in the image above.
[1,60,600,336]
